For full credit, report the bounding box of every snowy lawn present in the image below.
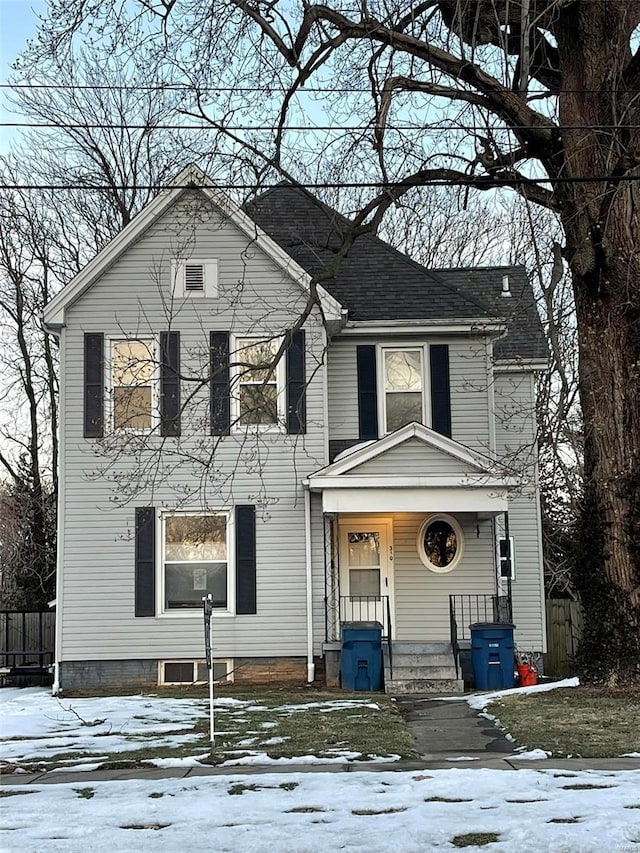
[470,680,640,759]
[0,688,416,771]
[2,767,640,852]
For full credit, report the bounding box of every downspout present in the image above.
[304,484,315,683]
[49,325,65,695]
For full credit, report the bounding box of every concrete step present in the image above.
[384,658,456,679]
[385,678,465,695]
[384,664,458,680]
[386,642,452,655]
[384,653,454,668]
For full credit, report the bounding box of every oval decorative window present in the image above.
[417,514,464,573]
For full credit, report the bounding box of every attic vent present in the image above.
[185,264,205,291]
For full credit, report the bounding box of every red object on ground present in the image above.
[517,664,538,687]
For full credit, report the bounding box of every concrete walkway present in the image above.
[2,694,639,786]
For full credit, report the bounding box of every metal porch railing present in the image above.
[448,594,512,678]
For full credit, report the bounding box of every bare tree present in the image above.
[12,0,639,681]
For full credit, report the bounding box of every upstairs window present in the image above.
[111,339,155,430]
[171,259,219,298]
[234,336,284,428]
[381,348,424,433]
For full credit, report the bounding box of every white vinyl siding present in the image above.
[327,337,491,451]
[493,369,546,652]
[58,189,327,663]
[344,437,479,478]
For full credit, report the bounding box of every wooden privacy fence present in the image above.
[0,610,55,671]
[544,598,583,677]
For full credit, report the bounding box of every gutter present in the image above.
[304,485,315,684]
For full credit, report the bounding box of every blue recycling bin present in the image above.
[341,621,383,691]
[470,622,515,690]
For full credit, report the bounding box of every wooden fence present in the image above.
[543,598,583,677]
[0,610,55,670]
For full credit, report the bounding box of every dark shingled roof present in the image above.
[244,184,547,362]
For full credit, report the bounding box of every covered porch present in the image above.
[308,423,517,692]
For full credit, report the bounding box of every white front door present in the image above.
[339,520,394,637]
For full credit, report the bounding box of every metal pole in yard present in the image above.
[203,594,215,744]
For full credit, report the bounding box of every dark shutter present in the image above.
[160,331,180,436]
[210,331,230,435]
[84,333,104,438]
[235,505,256,615]
[357,345,378,440]
[286,329,306,434]
[135,507,155,617]
[430,344,451,437]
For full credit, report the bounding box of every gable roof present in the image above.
[245,184,547,362]
[309,421,516,484]
[43,165,342,330]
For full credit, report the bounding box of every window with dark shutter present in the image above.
[429,344,451,437]
[84,333,104,438]
[235,505,256,615]
[160,331,181,436]
[286,329,306,434]
[135,507,155,617]
[210,331,231,435]
[357,345,378,440]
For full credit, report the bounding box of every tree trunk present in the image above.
[555,4,640,682]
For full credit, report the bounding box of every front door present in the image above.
[339,520,394,637]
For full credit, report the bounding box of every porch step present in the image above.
[383,642,463,694]
[384,664,458,681]
[385,678,465,694]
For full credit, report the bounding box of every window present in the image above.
[159,659,232,685]
[162,513,229,611]
[233,336,284,428]
[499,537,516,580]
[171,259,219,298]
[381,347,425,433]
[111,339,155,430]
[417,514,464,573]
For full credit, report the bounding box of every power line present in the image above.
[0,82,636,95]
[1,121,636,131]
[2,176,639,191]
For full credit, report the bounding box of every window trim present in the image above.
[107,335,159,434]
[158,658,234,686]
[416,513,464,574]
[170,258,219,299]
[157,509,235,617]
[376,344,431,435]
[230,333,286,432]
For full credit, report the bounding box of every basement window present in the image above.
[159,659,233,686]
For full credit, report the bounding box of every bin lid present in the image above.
[341,621,383,629]
[470,622,515,630]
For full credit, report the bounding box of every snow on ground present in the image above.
[2,767,640,852]
[0,689,394,768]
[0,688,208,765]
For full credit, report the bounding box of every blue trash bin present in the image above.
[341,621,383,691]
[470,622,515,690]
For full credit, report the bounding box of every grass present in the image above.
[451,832,500,847]
[0,789,37,798]
[203,688,417,764]
[2,686,417,772]
[492,685,640,758]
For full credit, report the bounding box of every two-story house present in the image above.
[43,165,547,694]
